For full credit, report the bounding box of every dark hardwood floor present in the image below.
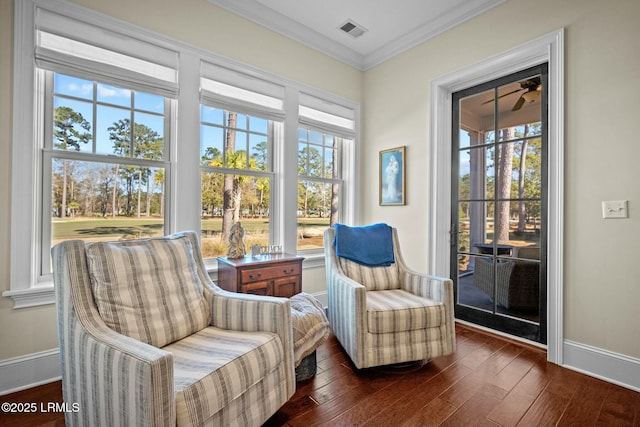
[1,324,638,426]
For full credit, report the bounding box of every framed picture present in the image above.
[379,146,406,205]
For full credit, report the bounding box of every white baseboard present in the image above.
[0,348,61,395]
[312,290,328,308]
[562,340,640,392]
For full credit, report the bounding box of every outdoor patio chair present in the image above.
[473,246,540,311]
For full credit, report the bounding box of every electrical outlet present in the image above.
[602,200,628,219]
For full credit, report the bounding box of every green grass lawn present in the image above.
[52,218,164,241]
[52,216,331,241]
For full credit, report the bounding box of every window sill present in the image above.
[301,252,326,269]
[3,285,55,309]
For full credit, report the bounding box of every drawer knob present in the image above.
[284,268,295,274]
[249,272,262,280]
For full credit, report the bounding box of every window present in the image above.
[43,72,170,274]
[200,107,276,257]
[297,93,356,252]
[7,0,358,308]
[297,128,345,250]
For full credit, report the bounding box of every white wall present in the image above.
[362,0,640,360]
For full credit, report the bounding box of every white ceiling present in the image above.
[209,0,506,70]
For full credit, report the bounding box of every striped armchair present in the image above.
[52,231,295,427]
[324,227,455,370]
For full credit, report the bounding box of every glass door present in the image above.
[451,64,548,344]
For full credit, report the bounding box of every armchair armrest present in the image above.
[206,283,296,395]
[400,269,455,354]
[401,268,453,302]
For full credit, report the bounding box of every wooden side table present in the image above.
[216,253,304,298]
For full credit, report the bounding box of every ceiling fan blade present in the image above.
[512,95,526,111]
[481,88,524,105]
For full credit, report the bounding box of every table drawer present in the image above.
[241,263,301,282]
[241,281,271,295]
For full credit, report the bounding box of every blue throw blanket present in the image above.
[333,223,395,266]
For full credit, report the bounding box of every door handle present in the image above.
[449,224,458,247]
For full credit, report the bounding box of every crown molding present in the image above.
[209,0,505,71]
[363,0,506,70]
[209,0,366,70]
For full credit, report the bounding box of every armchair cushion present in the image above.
[338,257,400,291]
[86,234,210,348]
[366,289,445,333]
[163,326,283,427]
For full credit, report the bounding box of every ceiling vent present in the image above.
[339,19,367,38]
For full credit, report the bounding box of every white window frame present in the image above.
[5,0,359,308]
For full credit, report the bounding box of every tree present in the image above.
[221,112,238,242]
[496,128,514,243]
[201,147,223,217]
[53,106,91,218]
[517,124,530,232]
[297,145,323,216]
[108,119,162,217]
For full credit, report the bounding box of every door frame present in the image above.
[428,29,564,364]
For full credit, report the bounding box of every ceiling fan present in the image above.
[482,76,541,111]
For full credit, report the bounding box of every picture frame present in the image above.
[379,146,406,205]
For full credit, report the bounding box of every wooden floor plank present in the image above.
[367,363,473,427]
[556,375,611,426]
[596,383,639,427]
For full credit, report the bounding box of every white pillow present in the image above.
[86,234,210,348]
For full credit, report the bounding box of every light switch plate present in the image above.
[602,200,628,219]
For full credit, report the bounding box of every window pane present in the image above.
[325,146,335,178]
[512,137,542,197]
[201,125,224,166]
[298,129,342,180]
[135,92,164,114]
[96,105,131,156]
[54,74,93,100]
[459,145,492,201]
[310,130,322,144]
[200,172,271,258]
[249,134,268,171]
[298,141,308,174]
[50,157,165,251]
[234,113,248,130]
[97,82,131,107]
[458,89,494,149]
[300,144,323,177]
[496,200,542,249]
[134,112,165,160]
[53,98,93,153]
[462,201,494,254]
[201,105,223,125]
[250,116,268,134]
[297,180,339,250]
[228,131,248,169]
